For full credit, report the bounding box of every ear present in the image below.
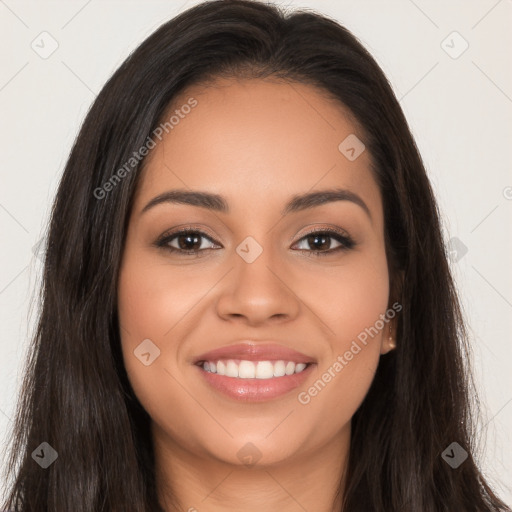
[380,269,403,355]
[380,320,397,355]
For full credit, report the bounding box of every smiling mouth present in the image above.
[194,359,316,402]
[195,359,313,379]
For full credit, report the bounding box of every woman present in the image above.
[2,0,509,510]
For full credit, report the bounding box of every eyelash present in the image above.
[154,226,356,258]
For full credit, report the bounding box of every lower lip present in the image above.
[195,364,315,402]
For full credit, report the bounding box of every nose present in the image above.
[216,243,301,326]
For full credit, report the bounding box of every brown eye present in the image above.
[293,229,355,256]
[155,229,220,255]
[172,232,203,251]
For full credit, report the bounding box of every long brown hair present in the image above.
[2,1,509,510]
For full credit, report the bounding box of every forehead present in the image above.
[135,78,382,223]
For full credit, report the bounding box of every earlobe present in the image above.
[381,322,397,354]
[383,271,403,354]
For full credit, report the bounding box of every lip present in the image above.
[195,362,316,402]
[192,341,317,402]
[193,342,316,365]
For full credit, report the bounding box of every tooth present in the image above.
[202,359,309,378]
[255,361,274,379]
[285,361,296,375]
[273,360,286,377]
[216,360,226,376]
[226,360,239,377]
[295,363,307,373]
[238,360,256,378]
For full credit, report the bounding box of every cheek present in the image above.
[117,250,221,414]
[116,255,188,404]
[117,253,209,344]
[334,267,388,345]
[304,250,390,349]
[295,250,389,418]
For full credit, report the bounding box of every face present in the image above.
[117,78,396,469]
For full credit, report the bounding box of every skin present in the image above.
[117,78,397,512]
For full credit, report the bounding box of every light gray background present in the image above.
[1,0,511,505]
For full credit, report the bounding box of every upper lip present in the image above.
[193,342,316,365]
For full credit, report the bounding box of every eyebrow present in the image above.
[141,187,372,220]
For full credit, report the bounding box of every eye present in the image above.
[154,226,356,257]
[155,227,220,256]
[292,228,355,256]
